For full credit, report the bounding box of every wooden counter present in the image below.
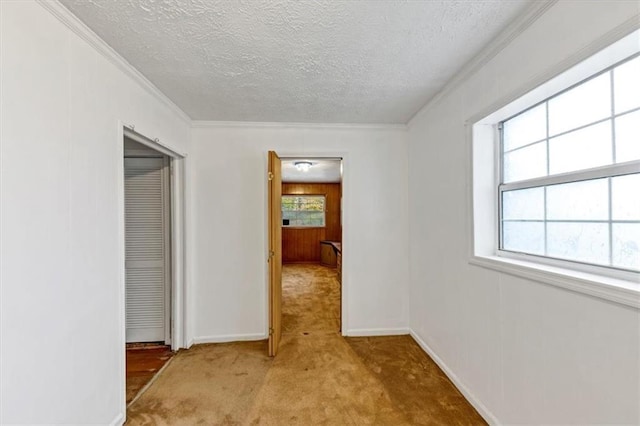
[320,241,342,283]
[320,241,338,267]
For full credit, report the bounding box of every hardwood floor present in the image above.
[126,344,173,404]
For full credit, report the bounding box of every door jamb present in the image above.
[119,124,187,351]
[272,151,348,336]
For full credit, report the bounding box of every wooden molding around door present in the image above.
[268,151,283,356]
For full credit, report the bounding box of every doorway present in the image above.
[268,152,344,356]
[124,138,171,344]
[120,127,186,406]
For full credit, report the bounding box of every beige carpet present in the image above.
[126,264,485,425]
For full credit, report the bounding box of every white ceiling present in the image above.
[61,0,532,124]
[282,158,341,183]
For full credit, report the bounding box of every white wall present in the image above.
[408,1,640,424]
[0,2,190,424]
[189,124,409,342]
[6,1,636,424]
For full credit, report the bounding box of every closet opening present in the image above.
[120,127,186,407]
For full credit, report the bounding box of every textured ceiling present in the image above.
[61,0,532,124]
[282,158,341,183]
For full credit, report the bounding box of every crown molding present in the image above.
[191,120,407,131]
[407,0,557,128]
[36,0,191,124]
[35,0,557,130]
[466,15,640,127]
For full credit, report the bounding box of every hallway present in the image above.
[126,264,484,425]
[281,264,341,334]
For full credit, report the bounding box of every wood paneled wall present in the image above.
[282,183,341,263]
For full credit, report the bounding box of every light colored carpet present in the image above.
[126,264,485,425]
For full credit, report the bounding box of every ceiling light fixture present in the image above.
[294,161,313,172]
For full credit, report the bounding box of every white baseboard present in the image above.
[409,329,498,425]
[345,327,410,337]
[192,333,267,344]
[109,412,124,426]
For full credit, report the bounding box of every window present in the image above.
[470,29,639,307]
[499,54,640,272]
[282,195,326,227]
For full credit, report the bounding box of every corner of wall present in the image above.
[409,329,498,424]
[109,412,125,426]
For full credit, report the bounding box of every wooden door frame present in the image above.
[268,151,282,356]
[268,151,348,336]
[116,123,188,413]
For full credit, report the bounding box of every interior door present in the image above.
[124,157,171,343]
[268,151,282,356]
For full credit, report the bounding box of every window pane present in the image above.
[282,195,325,227]
[614,56,640,114]
[502,221,545,255]
[283,210,325,227]
[502,187,544,220]
[503,104,546,151]
[503,141,547,183]
[546,178,609,220]
[615,110,640,163]
[549,120,612,175]
[547,222,609,265]
[548,72,611,136]
[612,174,640,220]
[612,223,640,270]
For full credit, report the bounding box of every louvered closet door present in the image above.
[124,157,170,343]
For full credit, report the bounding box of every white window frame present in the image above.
[498,54,640,273]
[469,29,640,309]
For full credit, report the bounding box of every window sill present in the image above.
[282,226,326,229]
[469,255,640,308]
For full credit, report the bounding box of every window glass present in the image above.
[503,104,546,151]
[502,187,544,220]
[615,110,640,163]
[546,179,608,221]
[614,56,640,114]
[282,195,326,227]
[548,72,611,136]
[546,222,609,265]
[548,121,612,175]
[612,174,640,220]
[612,223,640,270]
[502,222,545,255]
[503,142,547,183]
[499,54,640,272]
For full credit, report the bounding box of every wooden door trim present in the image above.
[268,151,282,356]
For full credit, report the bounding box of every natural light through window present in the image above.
[499,54,640,271]
[282,195,326,227]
